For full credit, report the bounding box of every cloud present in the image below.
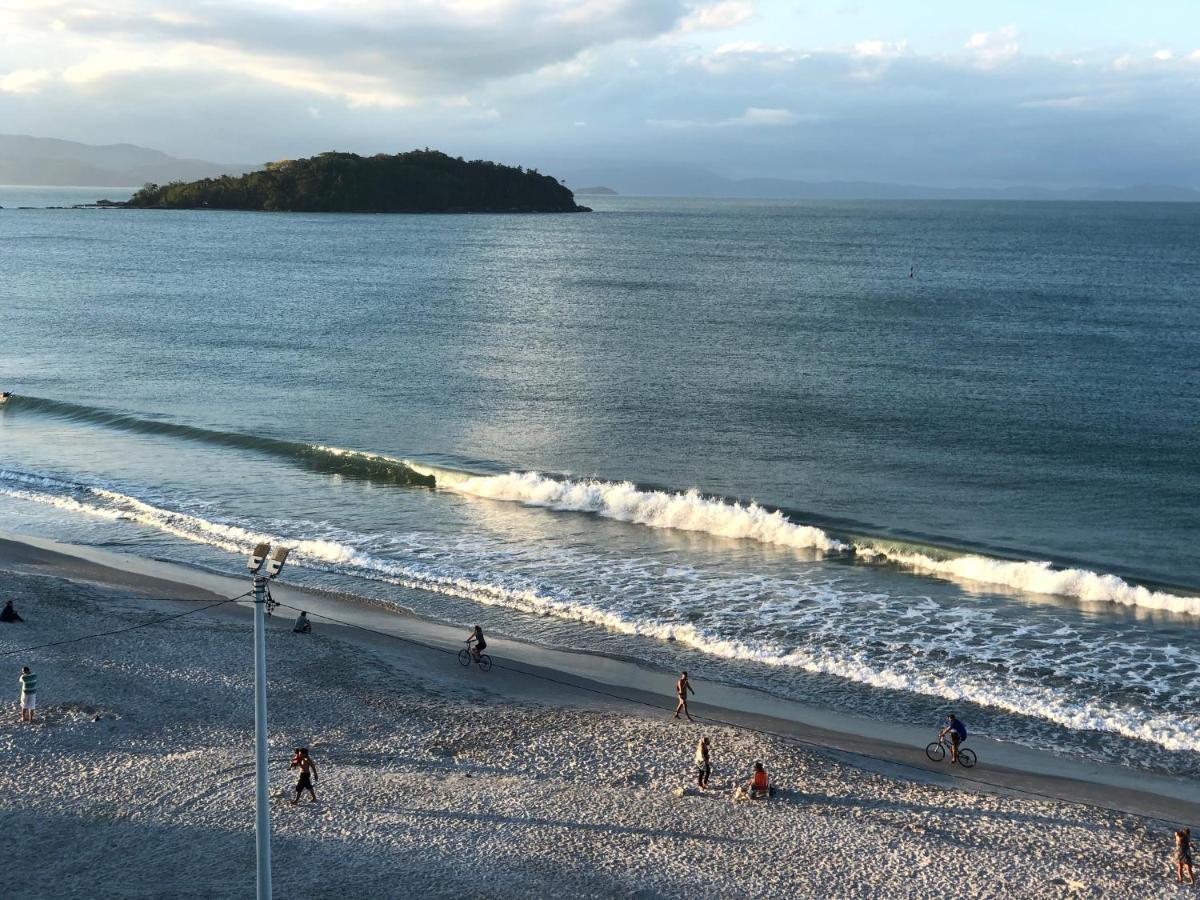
[853,39,908,59]
[0,68,52,94]
[2,0,689,105]
[679,1,755,32]
[649,106,810,127]
[963,26,1020,66]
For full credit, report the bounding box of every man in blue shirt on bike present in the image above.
[940,713,968,764]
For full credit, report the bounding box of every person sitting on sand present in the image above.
[466,625,486,662]
[673,671,695,721]
[290,747,318,804]
[940,713,968,764]
[747,761,771,799]
[292,611,311,634]
[695,737,711,789]
[1176,828,1195,884]
[1,600,23,623]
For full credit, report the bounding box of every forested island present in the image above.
[123,150,590,213]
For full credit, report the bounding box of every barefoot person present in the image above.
[673,671,695,721]
[18,665,36,724]
[695,737,711,789]
[747,761,771,799]
[1176,828,1195,884]
[290,747,318,804]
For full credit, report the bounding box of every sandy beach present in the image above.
[0,533,1195,899]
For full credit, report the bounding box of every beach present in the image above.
[1,533,1194,899]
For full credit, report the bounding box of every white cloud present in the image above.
[853,39,908,59]
[964,26,1020,66]
[1019,95,1095,110]
[0,68,52,94]
[679,1,755,32]
[1153,49,1173,61]
[649,105,810,127]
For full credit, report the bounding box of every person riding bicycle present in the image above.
[466,625,487,662]
[939,713,968,764]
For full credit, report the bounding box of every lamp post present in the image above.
[247,542,289,900]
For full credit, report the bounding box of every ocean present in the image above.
[2,186,1198,774]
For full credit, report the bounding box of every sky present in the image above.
[1,0,1199,187]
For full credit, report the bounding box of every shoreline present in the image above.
[4,528,1197,826]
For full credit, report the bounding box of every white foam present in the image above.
[430,470,847,553]
[4,473,1200,755]
[860,546,1200,617]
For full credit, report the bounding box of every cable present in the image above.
[0,590,252,658]
[259,598,1184,826]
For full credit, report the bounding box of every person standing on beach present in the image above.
[694,737,711,789]
[673,671,695,721]
[290,747,318,804]
[18,665,37,724]
[1176,828,1195,884]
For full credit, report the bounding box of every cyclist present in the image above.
[466,625,487,662]
[939,713,968,763]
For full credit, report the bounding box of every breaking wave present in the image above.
[3,467,1199,756]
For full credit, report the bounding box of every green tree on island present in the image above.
[126,150,590,213]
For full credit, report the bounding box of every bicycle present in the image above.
[458,641,492,672]
[925,734,977,768]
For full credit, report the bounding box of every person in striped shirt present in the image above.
[19,665,37,724]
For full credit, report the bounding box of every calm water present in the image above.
[2,191,1199,773]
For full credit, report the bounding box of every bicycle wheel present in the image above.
[457,648,472,667]
[477,654,493,673]
[957,748,977,768]
[925,741,945,762]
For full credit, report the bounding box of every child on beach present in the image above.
[673,672,694,721]
[290,748,318,804]
[695,737,711,789]
[1176,828,1195,884]
[292,611,311,633]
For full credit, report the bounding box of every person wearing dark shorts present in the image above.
[291,747,318,804]
[694,737,711,789]
[940,713,967,763]
[1176,828,1195,884]
[466,625,486,662]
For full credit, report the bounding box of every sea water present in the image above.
[1,194,1198,774]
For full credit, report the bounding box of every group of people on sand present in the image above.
[674,672,772,800]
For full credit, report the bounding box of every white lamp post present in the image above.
[246,542,289,900]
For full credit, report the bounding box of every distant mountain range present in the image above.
[3,135,1197,202]
[552,161,1200,202]
[0,135,250,187]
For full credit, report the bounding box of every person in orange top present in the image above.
[747,761,771,799]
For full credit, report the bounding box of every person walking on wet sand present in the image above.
[673,671,695,721]
[290,747,318,804]
[18,665,37,724]
[694,737,711,789]
[1176,828,1195,884]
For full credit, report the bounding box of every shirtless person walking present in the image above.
[290,747,318,804]
[673,671,695,721]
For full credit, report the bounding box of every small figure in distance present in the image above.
[908,265,914,278]
[939,713,968,764]
[1176,827,1195,884]
[290,747,318,804]
[673,671,695,721]
[747,761,772,799]
[466,625,486,662]
[18,665,37,724]
[1,600,23,623]
[292,611,311,634]
[694,736,711,790]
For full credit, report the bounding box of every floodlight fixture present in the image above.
[264,546,290,579]
[248,542,270,573]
